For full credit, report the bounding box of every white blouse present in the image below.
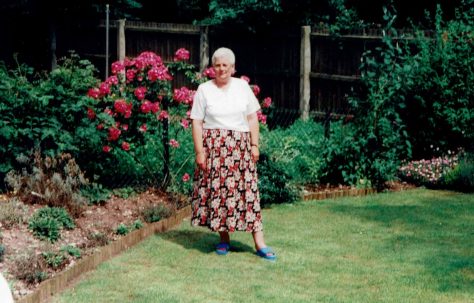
[190,77,261,132]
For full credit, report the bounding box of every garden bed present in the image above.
[0,189,185,302]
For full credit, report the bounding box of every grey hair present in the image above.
[211,47,236,65]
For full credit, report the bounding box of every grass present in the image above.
[52,189,473,303]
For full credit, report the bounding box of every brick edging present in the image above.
[301,188,377,201]
[17,205,192,303]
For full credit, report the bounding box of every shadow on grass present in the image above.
[158,229,255,254]
[327,191,474,293]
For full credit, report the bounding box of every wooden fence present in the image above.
[64,21,399,118]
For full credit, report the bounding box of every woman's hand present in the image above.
[251,145,259,162]
[196,152,206,171]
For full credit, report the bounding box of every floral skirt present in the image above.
[190,129,262,232]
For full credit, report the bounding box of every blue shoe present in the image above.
[215,243,230,255]
[256,247,277,261]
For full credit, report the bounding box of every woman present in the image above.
[190,47,276,261]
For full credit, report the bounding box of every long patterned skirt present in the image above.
[190,129,263,232]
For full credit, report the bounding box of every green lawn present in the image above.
[53,189,473,303]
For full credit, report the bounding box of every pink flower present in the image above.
[114,99,132,118]
[126,69,137,82]
[108,127,121,141]
[173,87,194,104]
[121,141,130,151]
[87,108,96,120]
[148,66,172,81]
[140,100,153,113]
[139,124,147,132]
[174,48,190,62]
[158,110,169,121]
[111,61,125,74]
[104,108,113,116]
[252,85,261,96]
[103,145,112,153]
[106,75,119,86]
[150,102,160,113]
[182,173,190,182]
[262,97,272,108]
[240,75,250,83]
[180,118,189,129]
[121,124,129,131]
[203,67,216,78]
[257,111,267,124]
[99,82,110,96]
[87,88,100,99]
[134,87,147,100]
[97,123,104,130]
[186,110,191,118]
[169,139,179,148]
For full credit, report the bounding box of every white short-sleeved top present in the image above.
[190,77,261,132]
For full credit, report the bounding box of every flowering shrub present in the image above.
[398,151,461,187]
[84,49,273,193]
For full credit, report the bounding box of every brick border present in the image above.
[17,205,192,303]
[301,188,376,201]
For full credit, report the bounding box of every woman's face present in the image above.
[213,56,235,83]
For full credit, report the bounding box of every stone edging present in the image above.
[17,205,192,303]
[301,188,376,201]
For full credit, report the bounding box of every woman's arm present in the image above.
[192,119,206,170]
[247,112,260,162]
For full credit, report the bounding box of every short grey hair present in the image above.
[211,47,235,65]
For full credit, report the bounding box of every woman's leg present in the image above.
[252,230,267,250]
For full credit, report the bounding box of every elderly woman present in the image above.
[190,47,276,261]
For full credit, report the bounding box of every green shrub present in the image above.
[142,204,173,223]
[115,223,130,235]
[0,55,99,190]
[258,154,299,207]
[42,251,66,269]
[442,153,474,192]
[60,244,81,258]
[262,119,327,185]
[132,220,144,230]
[28,206,75,242]
[80,182,112,205]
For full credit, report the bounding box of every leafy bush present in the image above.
[0,197,28,228]
[442,153,474,192]
[132,220,144,230]
[257,154,299,207]
[402,2,474,158]
[80,182,112,205]
[42,251,66,269]
[5,151,88,217]
[60,244,81,258]
[0,55,98,189]
[115,223,130,235]
[142,204,173,223]
[28,206,75,242]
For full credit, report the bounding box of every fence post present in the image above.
[117,19,126,62]
[299,25,311,120]
[199,26,209,72]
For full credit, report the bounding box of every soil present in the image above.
[0,189,178,300]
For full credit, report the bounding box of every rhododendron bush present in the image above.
[84,48,272,193]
